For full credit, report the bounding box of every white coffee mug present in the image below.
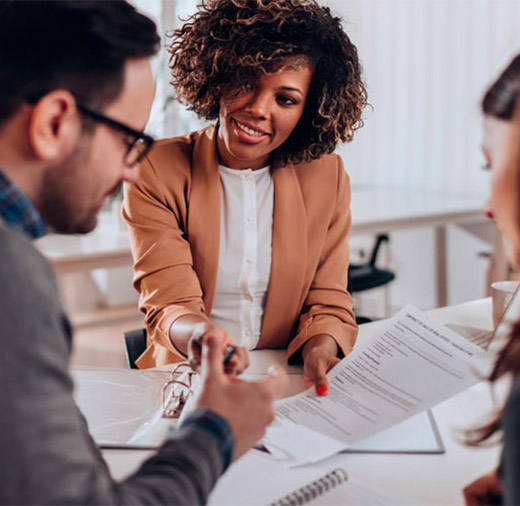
[492,280,520,328]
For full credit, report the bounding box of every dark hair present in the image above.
[466,55,520,445]
[169,0,367,166]
[482,55,520,120]
[466,323,520,445]
[0,0,160,124]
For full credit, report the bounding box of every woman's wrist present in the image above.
[302,334,338,361]
[169,315,210,355]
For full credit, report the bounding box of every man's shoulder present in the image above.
[0,222,71,357]
[0,221,54,289]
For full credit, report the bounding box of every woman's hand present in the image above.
[302,334,341,396]
[188,323,249,376]
[463,469,502,505]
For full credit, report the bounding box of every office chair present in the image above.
[123,328,147,369]
[349,234,396,321]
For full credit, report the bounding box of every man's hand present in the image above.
[188,323,249,376]
[302,334,341,396]
[463,469,502,505]
[194,334,288,460]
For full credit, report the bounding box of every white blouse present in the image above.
[209,164,274,350]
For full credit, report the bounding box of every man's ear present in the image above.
[28,90,82,161]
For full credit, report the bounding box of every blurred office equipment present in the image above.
[349,234,395,320]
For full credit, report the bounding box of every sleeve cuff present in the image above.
[287,319,357,364]
[157,309,210,359]
[178,409,234,470]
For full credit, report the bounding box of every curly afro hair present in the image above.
[169,0,367,165]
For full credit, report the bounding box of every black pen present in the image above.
[190,337,237,368]
[223,345,236,366]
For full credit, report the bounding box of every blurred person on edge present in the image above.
[463,56,520,506]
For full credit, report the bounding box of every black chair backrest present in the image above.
[348,233,395,294]
[368,234,389,267]
[123,328,147,369]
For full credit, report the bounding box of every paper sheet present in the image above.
[263,305,490,465]
[346,409,443,453]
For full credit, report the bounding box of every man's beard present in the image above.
[38,141,98,234]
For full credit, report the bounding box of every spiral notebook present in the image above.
[270,468,414,506]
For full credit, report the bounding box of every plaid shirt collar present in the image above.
[0,168,47,239]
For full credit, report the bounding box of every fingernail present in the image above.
[316,384,328,396]
[205,335,215,346]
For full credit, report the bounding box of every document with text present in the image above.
[263,305,491,465]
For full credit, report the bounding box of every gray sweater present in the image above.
[502,374,520,505]
[0,222,223,505]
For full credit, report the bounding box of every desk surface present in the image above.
[100,298,500,505]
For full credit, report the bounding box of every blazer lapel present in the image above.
[259,162,307,348]
[187,126,221,314]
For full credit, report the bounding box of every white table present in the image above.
[100,298,501,505]
[37,188,487,308]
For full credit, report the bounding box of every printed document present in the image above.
[263,305,491,465]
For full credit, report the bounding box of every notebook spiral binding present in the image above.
[270,468,348,506]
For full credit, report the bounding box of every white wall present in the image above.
[326,0,520,195]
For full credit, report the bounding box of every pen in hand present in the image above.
[223,345,236,366]
[188,334,237,372]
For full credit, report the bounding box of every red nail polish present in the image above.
[316,384,328,396]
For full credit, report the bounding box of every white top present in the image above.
[209,164,274,350]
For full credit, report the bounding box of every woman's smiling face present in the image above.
[217,60,313,169]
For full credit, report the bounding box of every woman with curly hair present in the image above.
[124,0,367,395]
[462,56,520,505]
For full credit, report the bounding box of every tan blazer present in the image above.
[123,126,358,369]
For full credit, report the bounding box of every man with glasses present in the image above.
[0,1,286,504]
[74,100,156,166]
[25,96,156,166]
